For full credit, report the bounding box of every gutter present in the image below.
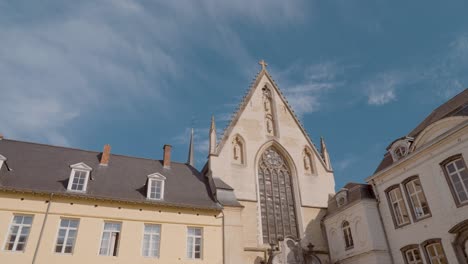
[32,193,54,264]
[370,180,394,264]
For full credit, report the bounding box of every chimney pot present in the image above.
[100,144,111,165]
[163,144,172,168]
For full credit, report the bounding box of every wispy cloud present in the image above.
[334,156,359,171]
[364,72,404,106]
[0,1,307,146]
[275,62,345,116]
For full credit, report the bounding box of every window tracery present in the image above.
[258,147,298,244]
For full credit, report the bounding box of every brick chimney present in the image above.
[100,144,111,166]
[0,133,3,140]
[163,144,172,168]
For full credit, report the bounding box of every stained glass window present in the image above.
[258,147,298,244]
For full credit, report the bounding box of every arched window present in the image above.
[342,221,354,250]
[258,147,297,244]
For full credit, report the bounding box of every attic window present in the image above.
[67,163,92,192]
[147,173,166,200]
[336,189,348,207]
[0,154,6,170]
[390,138,413,162]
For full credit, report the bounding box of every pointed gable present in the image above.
[214,67,330,171]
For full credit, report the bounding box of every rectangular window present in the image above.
[187,227,202,259]
[142,224,161,258]
[70,170,88,192]
[99,222,121,256]
[4,215,33,252]
[405,178,431,219]
[445,158,468,204]
[55,219,79,254]
[425,242,448,264]
[149,179,163,200]
[404,248,423,264]
[387,186,410,226]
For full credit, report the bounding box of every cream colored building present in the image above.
[367,90,468,264]
[326,89,468,264]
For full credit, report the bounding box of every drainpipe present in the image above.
[370,180,395,264]
[32,193,54,264]
[221,210,225,264]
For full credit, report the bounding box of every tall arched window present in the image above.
[258,147,298,244]
[342,221,354,250]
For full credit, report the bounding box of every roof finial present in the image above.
[259,59,268,70]
[187,128,195,166]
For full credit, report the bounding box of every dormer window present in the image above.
[67,163,92,192]
[335,189,348,207]
[389,137,413,162]
[147,173,166,200]
[0,154,6,170]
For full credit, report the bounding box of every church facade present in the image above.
[204,62,335,264]
[0,62,467,264]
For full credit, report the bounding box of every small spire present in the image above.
[209,116,217,155]
[210,115,216,131]
[321,136,333,171]
[259,59,268,70]
[187,128,194,166]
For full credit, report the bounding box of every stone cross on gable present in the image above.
[259,59,268,70]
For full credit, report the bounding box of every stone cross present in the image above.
[259,59,268,70]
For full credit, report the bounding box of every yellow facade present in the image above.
[0,192,222,264]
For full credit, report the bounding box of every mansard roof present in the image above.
[374,88,468,173]
[0,139,220,210]
[325,183,376,217]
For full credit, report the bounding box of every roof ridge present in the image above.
[0,139,193,167]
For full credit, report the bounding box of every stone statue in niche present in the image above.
[263,87,272,113]
[266,116,274,135]
[232,137,243,164]
[303,149,313,173]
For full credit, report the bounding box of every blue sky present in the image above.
[1,1,467,190]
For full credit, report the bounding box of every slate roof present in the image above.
[0,139,221,210]
[326,183,375,217]
[374,89,468,174]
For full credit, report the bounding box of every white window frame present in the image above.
[147,173,166,200]
[404,248,423,264]
[425,242,447,264]
[405,178,430,219]
[141,224,161,258]
[445,158,468,204]
[54,218,79,254]
[99,222,121,256]
[342,221,354,250]
[3,215,33,252]
[0,154,6,171]
[67,163,92,192]
[388,187,411,227]
[186,227,203,260]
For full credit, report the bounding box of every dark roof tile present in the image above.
[0,140,220,210]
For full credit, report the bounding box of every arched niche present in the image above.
[231,134,246,165]
[303,147,314,174]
